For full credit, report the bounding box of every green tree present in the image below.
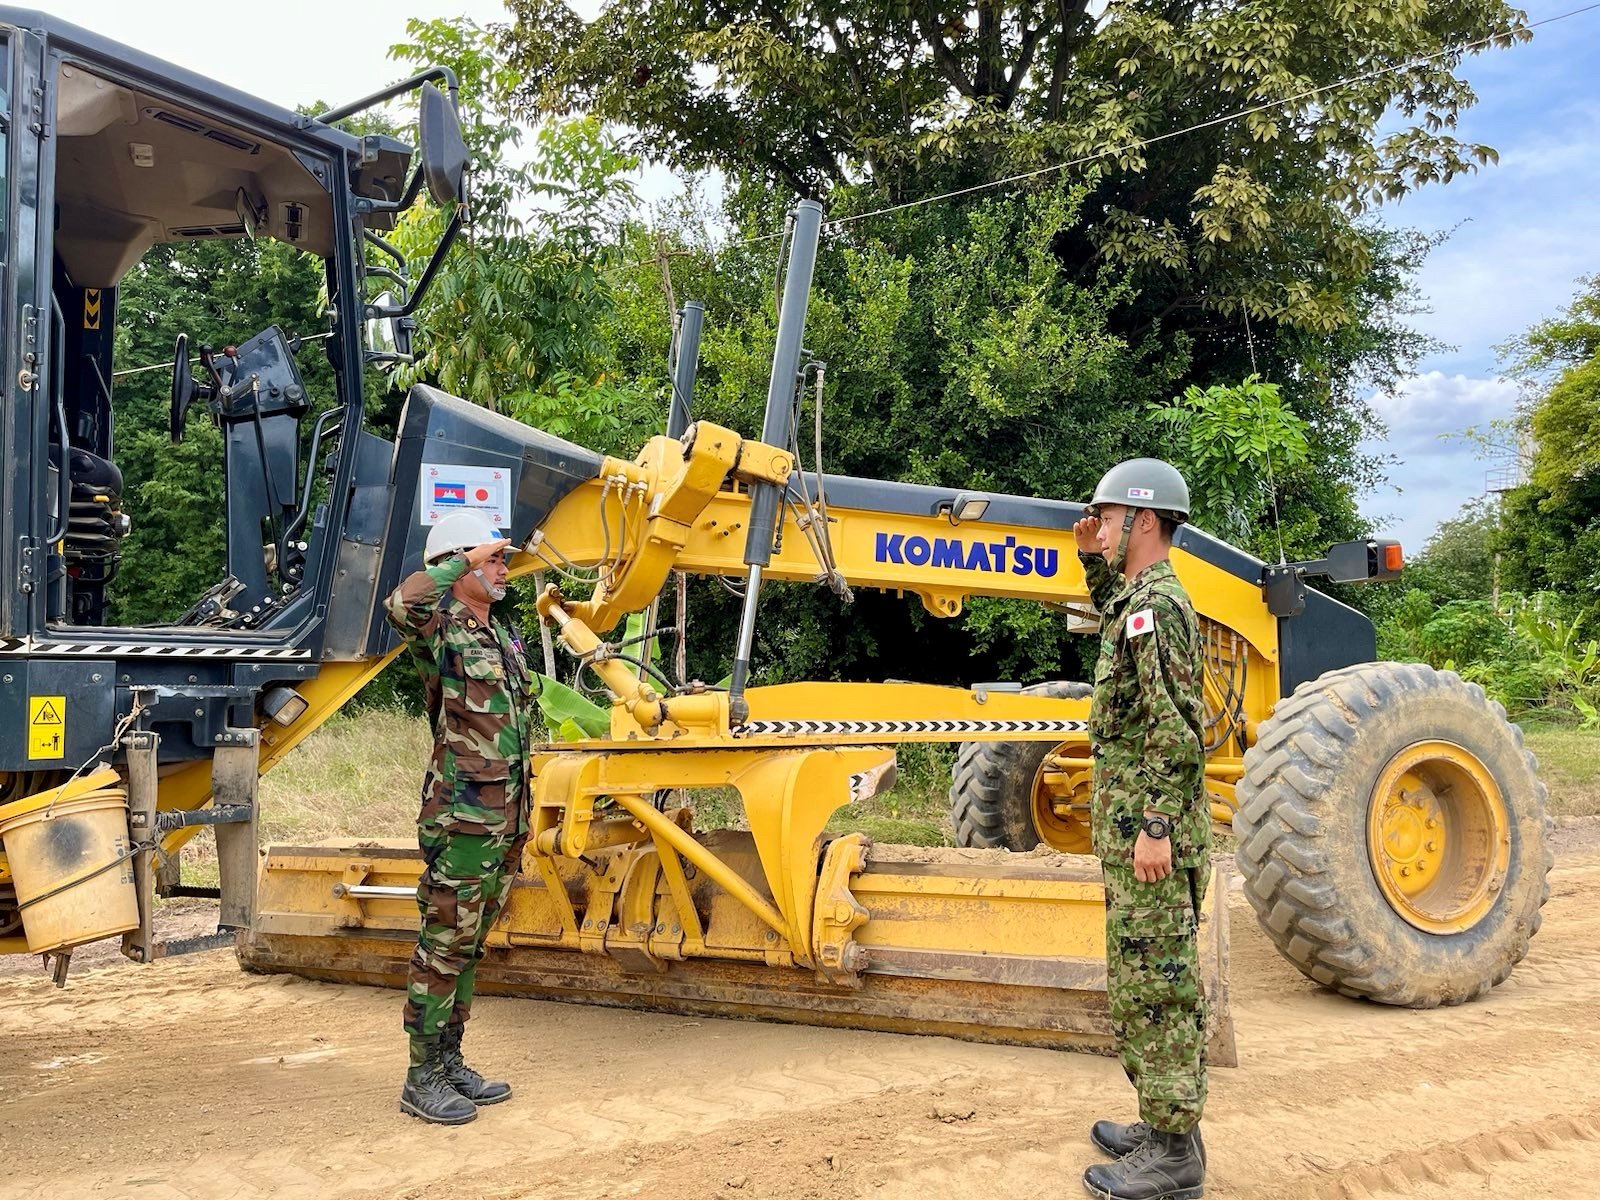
[1402,496,1500,604]
[384,17,659,456]
[600,178,1186,684]
[1492,275,1600,625]
[1155,375,1310,545]
[505,0,1521,341]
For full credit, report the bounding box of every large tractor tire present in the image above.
[1234,661,1553,1007]
[949,681,1093,853]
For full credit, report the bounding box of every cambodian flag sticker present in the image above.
[1127,608,1155,638]
[433,482,467,505]
[1127,486,1155,500]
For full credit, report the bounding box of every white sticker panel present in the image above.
[419,462,510,527]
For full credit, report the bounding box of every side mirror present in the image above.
[365,291,415,365]
[171,333,195,443]
[418,83,467,206]
[234,188,265,239]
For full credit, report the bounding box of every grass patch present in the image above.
[176,710,427,885]
[1523,726,1600,818]
[166,716,1600,892]
[173,722,967,887]
[827,742,953,847]
[641,744,957,848]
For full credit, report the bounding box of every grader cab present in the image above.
[0,12,1551,1059]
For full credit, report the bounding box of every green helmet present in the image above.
[1085,458,1190,521]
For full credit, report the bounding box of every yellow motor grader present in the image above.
[0,12,1552,1065]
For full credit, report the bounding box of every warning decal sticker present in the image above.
[28,695,66,760]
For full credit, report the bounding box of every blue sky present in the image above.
[45,0,1600,556]
[1362,3,1600,550]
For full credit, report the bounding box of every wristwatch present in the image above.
[1140,814,1172,840]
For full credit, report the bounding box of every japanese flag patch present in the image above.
[1126,486,1155,500]
[1126,608,1156,638]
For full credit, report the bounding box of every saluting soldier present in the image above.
[384,510,540,1125]
[1073,459,1210,1200]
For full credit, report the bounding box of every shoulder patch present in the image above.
[1126,608,1156,638]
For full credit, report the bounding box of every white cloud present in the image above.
[1362,373,1523,548]
[1369,372,1522,445]
[1365,18,1600,548]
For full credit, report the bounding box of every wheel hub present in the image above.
[1367,741,1511,934]
[1033,749,1093,854]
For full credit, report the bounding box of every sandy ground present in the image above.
[4,823,1600,1200]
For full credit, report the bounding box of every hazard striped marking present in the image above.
[736,718,1089,738]
[0,638,312,660]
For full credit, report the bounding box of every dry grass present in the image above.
[168,715,1597,888]
[257,709,426,842]
[178,710,425,885]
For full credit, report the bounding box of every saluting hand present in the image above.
[465,538,512,567]
[1073,516,1102,556]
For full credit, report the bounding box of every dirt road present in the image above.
[4,833,1599,1200]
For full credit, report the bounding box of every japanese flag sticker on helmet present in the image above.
[1127,608,1156,638]
[1127,487,1155,500]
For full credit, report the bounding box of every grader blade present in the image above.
[241,836,1235,1065]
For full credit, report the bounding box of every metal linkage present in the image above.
[728,200,824,724]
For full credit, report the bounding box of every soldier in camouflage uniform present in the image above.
[1074,459,1210,1200]
[384,510,541,1125]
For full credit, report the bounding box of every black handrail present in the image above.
[46,296,71,546]
[284,406,345,544]
[315,67,459,126]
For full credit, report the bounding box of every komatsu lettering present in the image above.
[875,532,1058,578]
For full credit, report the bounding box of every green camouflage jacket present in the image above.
[384,553,540,823]
[1082,553,1209,868]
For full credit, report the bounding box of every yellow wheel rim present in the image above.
[1032,746,1094,854]
[1366,740,1512,934]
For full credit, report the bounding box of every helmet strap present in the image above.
[1109,509,1136,577]
[473,567,508,603]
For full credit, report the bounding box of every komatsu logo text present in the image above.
[874,532,1059,577]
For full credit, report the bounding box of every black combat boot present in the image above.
[440,1024,513,1105]
[1091,1120,1206,1167]
[1090,1119,1153,1158]
[400,1035,479,1125]
[1081,1127,1204,1200]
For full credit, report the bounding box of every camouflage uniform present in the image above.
[1083,552,1210,1134]
[385,553,539,1055]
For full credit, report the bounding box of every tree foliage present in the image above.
[1491,275,1600,626]
[1156,375,1309,544]
[504,0,1523,338]
[1400,496,1499,604]
[110,239,330,624]
[385,18,659,456]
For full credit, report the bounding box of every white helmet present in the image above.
[424,510,506,564]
